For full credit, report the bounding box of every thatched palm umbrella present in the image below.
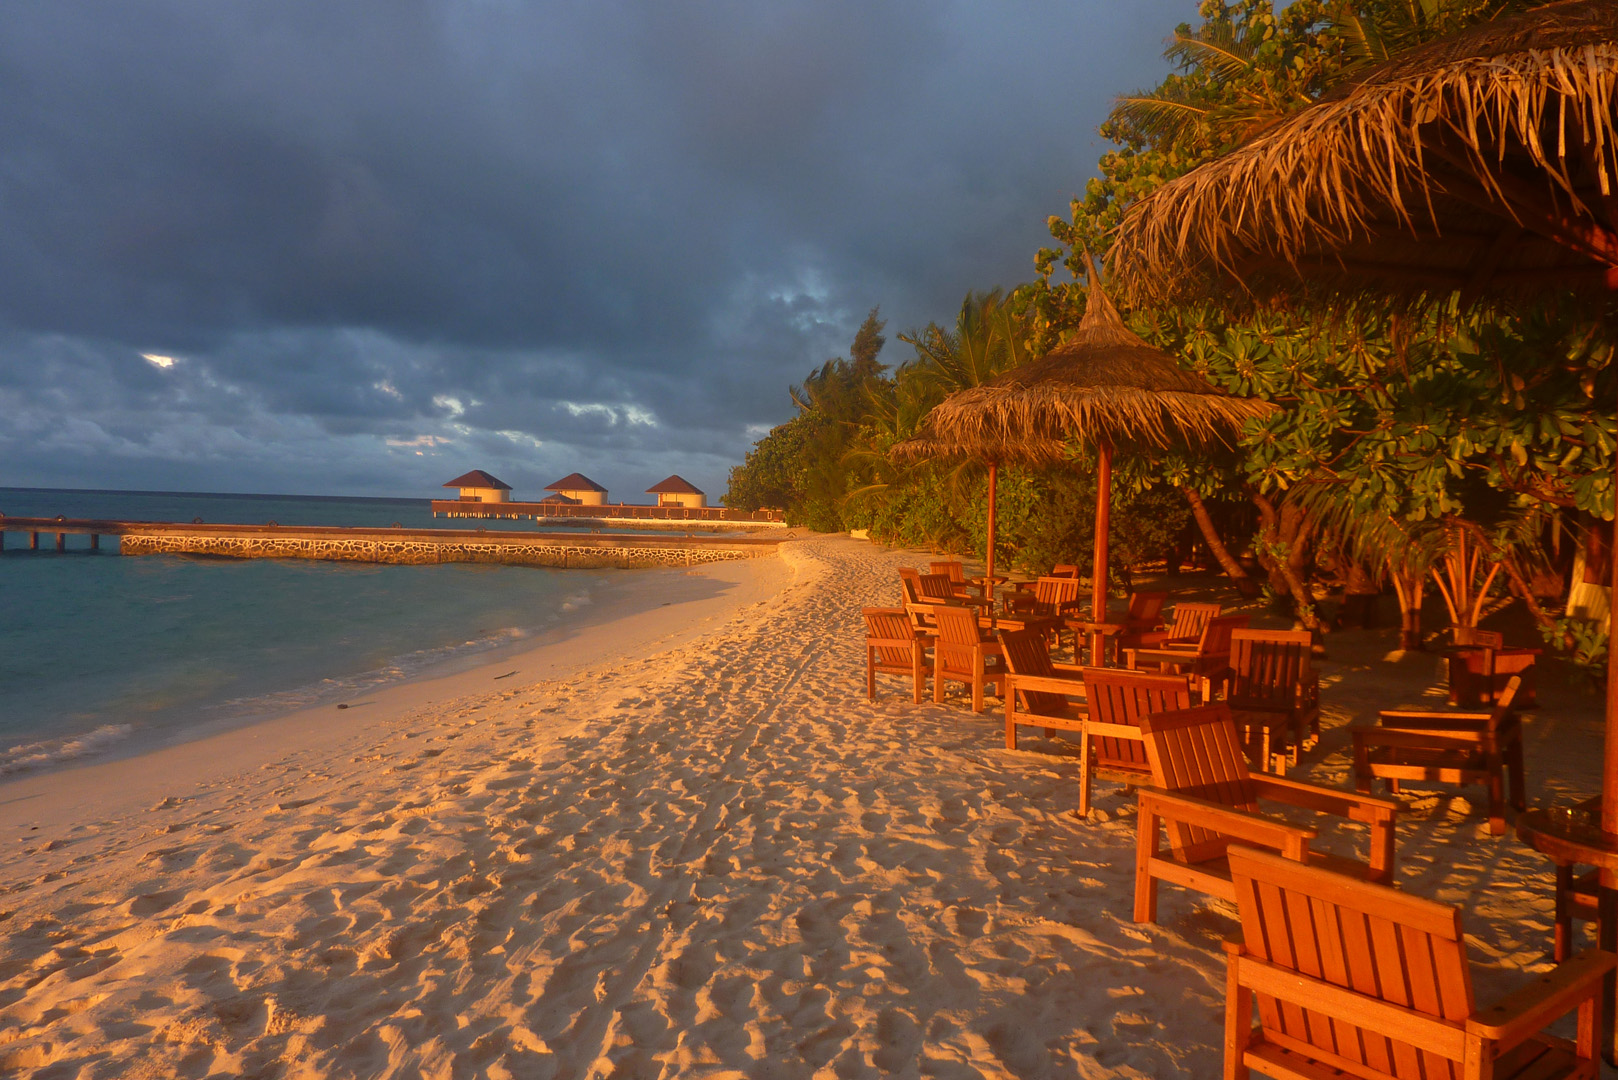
[1110,0,1618,833]
[893,280,1272,650]
[1111,0,1618,306]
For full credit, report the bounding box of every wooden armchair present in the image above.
[1449,629,1539,708]
[999,629,1087,750]
[1132,703,1397,925]
[1224,844,1612,1080]
[926,603,1006,713]
[1075,667,1192,818]
[930,560,990,606]
[1117,600,1220,653]
[1350,677,1525,836]
[1050,563,1080,579]
[1003,575,1085,619]
[862,607,932,704]
[1117,590,1170,633]
[1125,613,1250,701]
[1227,628,1320,773]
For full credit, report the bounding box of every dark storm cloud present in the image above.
[0,0,1187,499]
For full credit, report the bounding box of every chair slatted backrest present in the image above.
[1081,668,1192,769]
[1138,704,1260,862]
[930,561,967,585]
[1125,591,1170,626]
[918,573,957,602]
[898,568,923,605]
[1230,628,1312,709]
[1032,576,1084,616]
[863,608,919,667]
[931,604,985,674]
[1227,846,1474,1080]
[1197,613,1250,658]
[1164,601,1220,642]
[999,629,1071,716]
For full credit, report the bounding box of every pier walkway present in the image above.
[0,516,785,569]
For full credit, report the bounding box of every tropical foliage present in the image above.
[727,0,1615,675]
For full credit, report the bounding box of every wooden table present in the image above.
[1517,802,1618,1064]
[1064,620,1124,667]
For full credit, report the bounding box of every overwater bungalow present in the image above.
[546,473,608,506]
[442,469,512,504]
[646,475,706,509]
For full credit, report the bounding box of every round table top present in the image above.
[1517,802,1618,870]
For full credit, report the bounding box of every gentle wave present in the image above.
[0,724,135,776]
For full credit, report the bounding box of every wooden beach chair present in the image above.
[1075,667,1191,818]
[1350,677,1525,836]
[1132,703,1397,925]
[862,607,932,704]
[929,603,1006,714]
[1124,613,1249,701]
[1226,627,1319,772]
[999,628,1086,750]
[1448,629,1539,708]
[1117,600,1219,653]
[1223,844,1612,1080]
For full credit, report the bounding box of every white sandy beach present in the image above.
[0,535,1609,1078]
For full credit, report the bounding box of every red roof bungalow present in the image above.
[546,472,608,506]
[443,470,512,504]
[647,475,706,509]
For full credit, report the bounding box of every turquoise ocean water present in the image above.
[0,488,625,775]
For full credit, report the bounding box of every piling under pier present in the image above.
[0,517,785,569]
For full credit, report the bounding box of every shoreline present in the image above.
[0,545,796,845]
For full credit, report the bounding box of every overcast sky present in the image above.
[0,0,1189,503]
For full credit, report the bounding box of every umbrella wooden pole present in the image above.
[1091,441,1113,663]
[986,461,998,618]
[1606,373,1618,836]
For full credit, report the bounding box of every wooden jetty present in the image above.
[0,516,785,569]
[429,499,785,530]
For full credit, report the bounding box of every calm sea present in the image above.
[0,487,627,775]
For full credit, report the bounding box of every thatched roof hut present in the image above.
[1111,0,1618,306]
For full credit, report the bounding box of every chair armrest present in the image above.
[1082,720,1143,741]
[1006,673,1087,697]
[1380,707,1495,725]
[1137,787,1318,849]
[1051,661,1085,675]
[1251,775,1398,824]
[1351,726,1486,750]
[1467,948,1617,1049]
[866,637,924,649]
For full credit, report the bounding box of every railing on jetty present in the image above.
[0,515,785,569]
[429,499,785,528]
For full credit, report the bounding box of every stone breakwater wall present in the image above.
[119,533,769,569]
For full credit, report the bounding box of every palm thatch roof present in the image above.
[1111,0,1618,307]
[890,283,1273,466]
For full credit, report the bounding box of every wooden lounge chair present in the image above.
[930,560,990,604]
[1227,627,1319,772]
[1124,613,1250,701]
[927,603,1006,713]
[1117,600,1220,653]
[1448,629,1539,708]
[1350,677,1525,836]
[1224,843,1612,1080]
[1133,703,1397,925]
[999,628,1087,750]
[1076,667,1192,818]
[862,607,932,704]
